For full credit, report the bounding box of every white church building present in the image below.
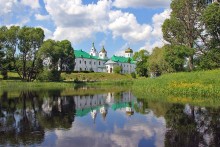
[74,43,136,74]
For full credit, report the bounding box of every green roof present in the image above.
[74,50,107,60]
[111,55,136,64]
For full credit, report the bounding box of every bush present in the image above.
[37,70,61,81]
[1,69,8,80]
[131,72,136,79]
[113,66,122,74]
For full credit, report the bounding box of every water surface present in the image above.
[0,87,220,147]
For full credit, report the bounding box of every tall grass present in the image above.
[132,69,220,107]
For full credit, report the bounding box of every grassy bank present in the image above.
[132,69,220,107]
[61,72,133,82]
[0,81,75,90]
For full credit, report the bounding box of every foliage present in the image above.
[148,47,173,74]
[113,65,122,74]
[131,72,136,79]
[162,0,205,71]
[198,2,220,69]
[133,50,149,77]
[164,45,194,72]
[37,39,75,81]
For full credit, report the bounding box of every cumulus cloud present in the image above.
[0,0,40,25]
[42,0,170,52]
[20,0,40,9]
[109,10,152,43]
[113,0,171,8]
[140,9,171,52]
[35,14,50,21]
[44,0,111,42]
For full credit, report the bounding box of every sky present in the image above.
[0,0,171,57]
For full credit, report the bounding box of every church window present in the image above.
[84,61,86,64]
[80,60,81,64]
[99,61,100,65]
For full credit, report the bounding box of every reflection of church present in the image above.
[41,91,136,123]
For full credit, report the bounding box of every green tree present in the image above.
[37,39,75,81]
[148,47,172,75]
[197,2,220,69]
[164,45,194,72]
[133,50,149,77]
[162,0,205,71]
[57,40,75,73]
[113,65,122,74]
[17,26,44,81]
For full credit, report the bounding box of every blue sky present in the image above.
[0,0,171,57]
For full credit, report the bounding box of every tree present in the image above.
[197,2,220,69]
[133,50,149,77]
[162,0,205,71]
[113,65,122,74]
[57,40,75,73]
[164,45,194,72]
[17,26,44,81]
[148,47,173,75]
[37,39,75,81]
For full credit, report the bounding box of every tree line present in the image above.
[134,1,220,77]
[0,26,75,81]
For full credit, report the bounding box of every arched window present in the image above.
[80,60,81,64]
[84,61,86,64]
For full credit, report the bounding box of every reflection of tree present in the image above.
[165,104,199,147]
[165,104,220,147]
[0,91,45,146]
[134,99,149,114]
[37,95,76,130]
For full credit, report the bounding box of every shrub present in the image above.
[37,70,61,81]
[113,66,122,74]
[1,69,8,80]
[131,72,136,79]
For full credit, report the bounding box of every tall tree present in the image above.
[133,50,149,77]
[162,0,205,71]
[197,2,220,69]
[164,45,194,72]
[57,40,75,73]
[37,39,75,81]
[148,47,172,75]
[17,26,44,81]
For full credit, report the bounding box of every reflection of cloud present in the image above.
[45,110,166,147]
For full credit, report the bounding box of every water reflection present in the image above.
[0,89,220,146]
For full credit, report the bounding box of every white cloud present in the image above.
[20,0,40,9]
[140,9,171,53]
[42,0,171,53]
[109,10,152,43]
[35,14,50,21]
[0,0,40,25]
[113,0,171,8]
[152,9,171,38]
[44,0,111,42]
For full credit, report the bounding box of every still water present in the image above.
[0,87,220,147]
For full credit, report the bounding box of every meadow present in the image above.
[132,69,220,107]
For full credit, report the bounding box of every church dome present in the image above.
[125,47,133,53]
[100,46,107,53]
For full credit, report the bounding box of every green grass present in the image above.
[132,69,220,107]
[62,72,133,82]
[0,81,75,91]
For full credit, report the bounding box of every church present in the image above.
[74,43,136,74]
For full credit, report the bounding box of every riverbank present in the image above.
[132,69,220,107]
